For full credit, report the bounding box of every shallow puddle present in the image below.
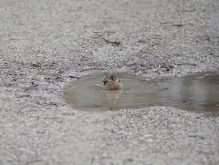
[62,72,219,116]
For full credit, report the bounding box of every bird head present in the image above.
[109,74,116,80]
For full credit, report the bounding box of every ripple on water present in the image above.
[61,72,219,116]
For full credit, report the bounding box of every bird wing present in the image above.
[103,77,109,85]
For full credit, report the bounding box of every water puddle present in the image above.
[62,72,219,116]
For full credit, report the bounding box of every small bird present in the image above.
[102,74,123,90]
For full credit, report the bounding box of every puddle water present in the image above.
[62,72,219,116]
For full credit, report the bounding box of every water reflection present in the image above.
[102,89,123,104]
[62,72,219,116]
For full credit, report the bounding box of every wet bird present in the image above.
[102,74,123,90]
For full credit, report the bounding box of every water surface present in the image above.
[62,72,219,116]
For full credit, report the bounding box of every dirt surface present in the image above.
[0,0,219,164]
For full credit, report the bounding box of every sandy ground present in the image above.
[0,0,219,164]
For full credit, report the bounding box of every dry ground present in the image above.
[0,0,219,164]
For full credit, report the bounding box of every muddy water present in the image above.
[62,72,219,116]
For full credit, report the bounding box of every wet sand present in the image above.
[0,0,219,164]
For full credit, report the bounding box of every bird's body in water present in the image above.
[102,74,123,90]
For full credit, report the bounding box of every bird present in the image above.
[102,74,123,90]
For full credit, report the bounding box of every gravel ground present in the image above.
[0,0,219,164]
